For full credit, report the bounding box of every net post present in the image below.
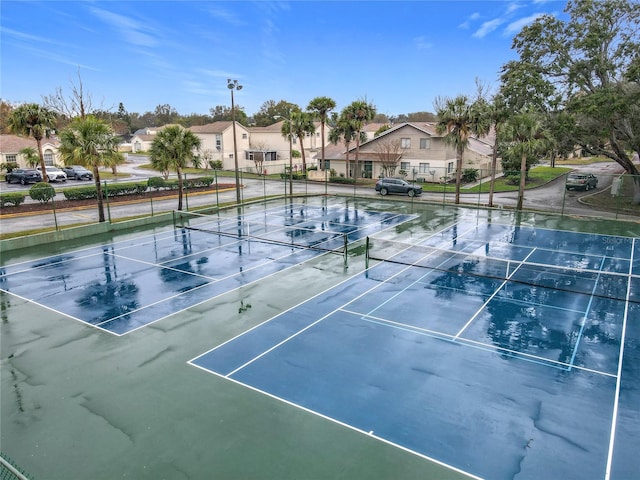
[365,236,370,269]
[343,233,348,269]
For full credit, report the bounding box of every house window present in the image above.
[420,138,430,149]
[400,162,410,171]
[447,162,454,173]
[6,154,17,163]
[292,137,297,144]
[419,163,430,173]
[44,151,54,165]
[242,133,248,140]
[246,152,255,161]
[229,153,234,158]
[215,135,221,149]
[401,138,411,149]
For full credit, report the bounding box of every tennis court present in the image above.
[1,197,638,480]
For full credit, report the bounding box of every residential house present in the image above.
[0,134,61,168]
[130,127,166,153]
[189,121,253,172]
[323,122,497,181]
[247,121,329,175]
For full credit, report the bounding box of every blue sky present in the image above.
[1,0,566,118]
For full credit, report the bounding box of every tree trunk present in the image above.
[36,138,49,183]
[177,168,184,211]
[94,167,105,222]
[517,152,527,210]
[454,147,463,204]
[488,141,498,207]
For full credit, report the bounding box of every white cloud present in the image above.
[414,36,433,50]
[205,6,247,27]
[504,13,546,35]
[89,7,158,48]
[473,19,504,38]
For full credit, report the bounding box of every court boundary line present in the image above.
[605,238,635,480]
[188,361,483,480]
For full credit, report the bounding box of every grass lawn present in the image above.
[580,174,640,215]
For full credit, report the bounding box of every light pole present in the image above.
[274,114,293,197]
[227,79,243,204]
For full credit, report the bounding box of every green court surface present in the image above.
[1,197,638,480]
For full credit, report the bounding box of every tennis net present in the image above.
[365,236,635,303]
[173,210,349,260]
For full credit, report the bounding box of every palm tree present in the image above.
[58,115,122,222]
[499,110,549,210]
[435,95,487,204]
[290,111,316,173]
[8,103,57,182]
[485,94,509,208]
[19,147,40,168]
[307,97,336,171]
[343,100,376,181]
[329,112,366,178]
[149,125,201,211]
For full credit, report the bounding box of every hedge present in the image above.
[63,177,215,201]
[0,192,26,207]
[63,182,148,201]
[148,176,214,191]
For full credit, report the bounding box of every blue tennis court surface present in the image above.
[191,220,639,479]
[0,204,415,335]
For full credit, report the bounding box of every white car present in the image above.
[44,166,68,182]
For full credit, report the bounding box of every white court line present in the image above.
[605,238,635,480]
[188,362,483,480]
[344,308,616,378]
[568,256,607,370]
[454,248,538,340]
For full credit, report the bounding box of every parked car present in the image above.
[375,177,423,197]
[44,166,67,182]
[63,165,93,180]
[566,173,598,191]
[5,168,43,185]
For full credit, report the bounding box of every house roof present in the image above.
[0,134,59,154]
[190,121,237,134]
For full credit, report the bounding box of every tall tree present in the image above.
[8,103,57,182]
[290,111,316,172]
[58,115,122,222]
[343,100,376,181]
[502,0,640,202]
[329,112,366,178]
[307,96,336,171]
[434,95,487,204]
[149,125,202,211]
[254,100,299,126]
[499,110,549,210]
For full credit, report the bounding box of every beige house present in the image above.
[190,121,253,172]
[323,122,497,182]
[0,134,61,168]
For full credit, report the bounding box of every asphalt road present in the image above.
[0,160,634,235]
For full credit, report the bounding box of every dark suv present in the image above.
[6,168,43,185]
[566,173,598,191]
[375,177,423,197]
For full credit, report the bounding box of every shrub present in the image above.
[0,192,26,207]
[461,168,479,184]
[148,177,166,191]
[330,176,355,185]
[29,182,56,204]
[1,162,19,173]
